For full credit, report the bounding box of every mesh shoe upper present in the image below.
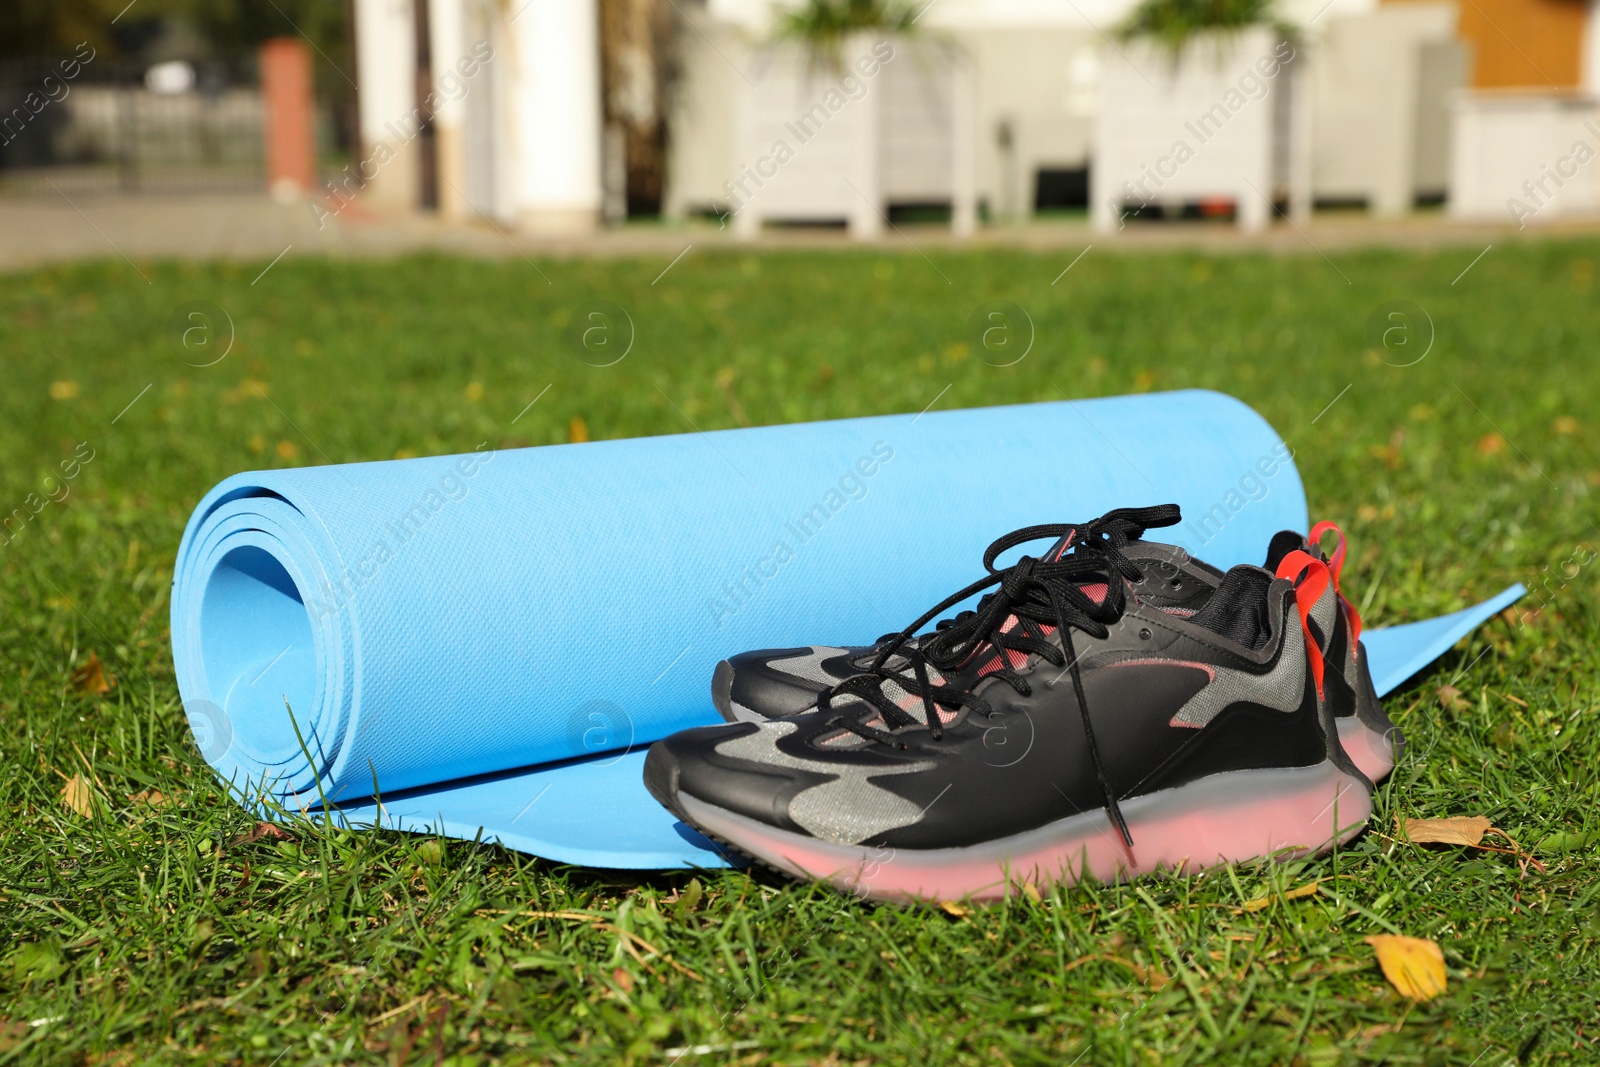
[714,539,1225,724]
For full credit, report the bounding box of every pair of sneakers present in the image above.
[645,505,1398,902]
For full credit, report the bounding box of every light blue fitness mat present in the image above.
[171,390,1522,869]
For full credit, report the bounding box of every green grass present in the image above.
[3,237,1599,1065]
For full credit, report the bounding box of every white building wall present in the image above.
[1450,94,1600,223]
[961,27,1097,219]
[507,0,604,230]
[661,8,740,220]
[1309,3,1458,215]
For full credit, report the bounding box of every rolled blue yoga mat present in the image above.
[171,389,1520,869]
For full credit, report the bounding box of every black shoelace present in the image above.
[818,504,1183,847]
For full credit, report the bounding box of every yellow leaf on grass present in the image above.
[128,789,170,808]
[938,901,970,918]
[1365,935,1446,1000]
[1240,880,1321,913]
[70,652,112,695]
[568,416,590,443]
[1404,816,1493,848]
[1127,960,1170,991]
[61,774,96,817]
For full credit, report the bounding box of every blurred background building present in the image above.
[4,0,1600,236]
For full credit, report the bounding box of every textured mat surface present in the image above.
[171,390,1517,868]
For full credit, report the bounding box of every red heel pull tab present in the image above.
[1310,519,1361,649]
[1275,549,1330,698]
[1309,521,1346,585]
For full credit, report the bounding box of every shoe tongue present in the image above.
[1042,529,1130,602]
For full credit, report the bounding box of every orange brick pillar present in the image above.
[260,37,317,200]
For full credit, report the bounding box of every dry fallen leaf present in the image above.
[1404,816,1492,848]
[70,652,113,695]
[568,416,590,443]
[128,789,170,808]
[1240,880,1321,913]
[611,967,635,993]
[232,821,292,845]
[1021,882,1043,904]
[1399,814,1544,875]
[1365,934,1446,1000]
[61,774,96,818]
[1435,685,1468,712]
[938,901,970,918]
[1127,960,1170,991]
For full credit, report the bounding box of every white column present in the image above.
[353,0,419,212]
[507,0,604,232]
[429,0,470,221]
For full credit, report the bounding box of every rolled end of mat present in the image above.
[171,484,354,802]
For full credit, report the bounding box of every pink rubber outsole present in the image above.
[1336,717,1397,782]
[677,762,1372,903]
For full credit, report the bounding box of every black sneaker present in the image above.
[647,506,1372,902]
[713,519,1401,782]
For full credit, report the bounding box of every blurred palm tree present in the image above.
[1116,0,1294,53]
[774,0,918,70]
[3,0,128,59]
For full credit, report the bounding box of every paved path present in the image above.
[2,190,1593,273]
